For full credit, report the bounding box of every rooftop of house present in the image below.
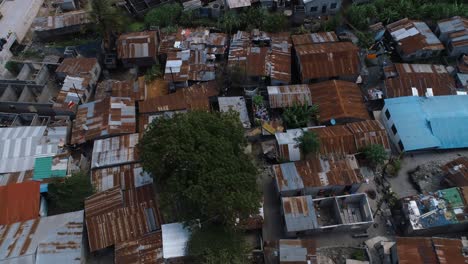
[279,239,317,264]
[56,57,99,86]
[442,157,468,187]
[294,41,360,80]
[115,231,163,264]
[33,10,90,31]
[218,96,251,128]
[91,133,140,169]
[386,18,444,55]
[91,163,152,192]
[161,222,191,259]
[273,155,362,192]
[383,95,468,151]
[0,210,84,264]
[117,31,158,59]
[403,187,468,230]
[437,16,468,48]
[383,63,457,98]
[267,84,312,108]
[291,32,338,46]
[71,97,136,145]
[396,236,468,264]
[0,181,40,225]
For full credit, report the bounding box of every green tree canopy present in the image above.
[362,144,387,168]
[47,171,94,215]
[139,111,261,224]
[144,3,182,28]
[218,11,241,35]
[89,0,127,39]
[262,13,288,32]
[282,103,319,129]
[296,131,320,157]
[187,224,249,264]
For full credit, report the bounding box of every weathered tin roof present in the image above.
[71,97,136,144]
[95,79,145,101]
[0,181,40,225]
[267,84,312,108]
[225,0,251,9]
[273,155,362,192]
[139,82,218,114]
[0,170,33,186]
[384,63,456,98]
[117,31,158,59]
[91,133,139,169]
[282,196,319,232]
[312,126,357,156]
[387,18,444,55]
[295,42,360,80]
[279,239,317,263]
[346,120,390,151]
[218,96,251,128]
[56,57,99,87]
[161,222,191,259]
[91,163,153,192]
[115,231,163,264]
[292,32,338,46]
[442,157,468,187]
[34,10,90,31]
[0,210,84,263]
[432,237,468,264]
[395,237,438,264]
[309,80,369,122]
[85,185,161,252]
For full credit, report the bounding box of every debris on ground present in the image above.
[408,161,446,193]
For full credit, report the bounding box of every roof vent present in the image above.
[411,87,419,96]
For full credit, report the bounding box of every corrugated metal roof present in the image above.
[387,18,444,55]
[218,96,251,128]
[309,80,369,122]
[71,97,136,144]
[161,222,191,259]
[0,170,33,186]
[91,163,152,192]
[139,82,218,114]
[0,181,40,225]
[295,42,360,80]
[33,156,68,180]
[432,237,468,264]
[292,32,338,46]
[383,95,468,151]
[85,185,162,252]
[282,196,319,232]
[396,237,437,264]
[384,63,456,98]
[95,79,145,101]
[0,210,84,263]
[279,239,317,263]
[56,57,99,87]
[346,120,390,151]
[34,10,90,31]
[312,126,357,156]
[442,157,468,187]
[115,231,163,264]
[91,133,139,169]
[0,126,67,174]
[226,0,251,8]
[273,155,362,193]
[117,31,158,59]
[267,84,312,108]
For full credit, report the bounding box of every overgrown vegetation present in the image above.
[47,171,94,215]
[346,0,468,30]
[361,144,388,168]
[282,103,319,129]
[144,3,182,28]
[296,131,320,157]
[145,64,163,83]
[89,0,127,46]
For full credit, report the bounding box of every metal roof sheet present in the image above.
[56,57,99,87]
[91,133,139,169]
[346,120,390,151]
[71,97,136,144]
[309,80,369,122]
[396,237,437,264]
[33,156,68,180]
[282,195,319,232]
[267,84,312,108]
[295,42,360,80]
[0,210,84,263]
[218,96,251,128]
[91,163,152,192]
[442,157,468,187]
[0,181,40,225]
[117,31,158,59]
[115,231,163,264]
[161,222,191,259]
[384,63,456,98]
[384,95,468,151]
[226,0,251,8]
[0,170,33,186]
[85,185,161,252]
[34,10,90,31]
[279,239,317,263]
[292,32,338,46]
[432,237,468,264]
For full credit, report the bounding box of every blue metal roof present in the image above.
[384,95,468,151]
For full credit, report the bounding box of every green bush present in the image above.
[145,64,163,83]
[296,131,320,156]
[362,144,387,168]
[282,103,318,129]
[144,3,182,28]
[127,22,146,32]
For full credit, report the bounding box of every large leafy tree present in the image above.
[139,111,261,224]
[296,131,320,157]
[47,171,94,215]
[89,0,127,48]
[144,3,182,28]
[362,144,387,168]
[282,103,319,129]
[218,11,241,35]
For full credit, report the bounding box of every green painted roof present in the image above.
[440,187,464,208]
[33,157,67,180]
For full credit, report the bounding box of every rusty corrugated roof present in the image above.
[56,57,99,87]
[115,231,163,264]
[0,181,40,225]
[311,126,357,156]
[117,31,158,59]
[387,18,445,55]
[71,97,136,144]
[85,185,162,252]
[139,81,218,114]
[295,42,359,80]
[384,63,456,98]
[292,32,338,46]
[34,10,90,31]
[396,237,438,264]
[432,237,468,264]
[309,80,369,122]
[95,79,145,101]
[0,170,33,186]
[91,163,153,192]
[346,120,390,151]
[442,157,468,187]
[91,133,140,169]
[267,84,312,108]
